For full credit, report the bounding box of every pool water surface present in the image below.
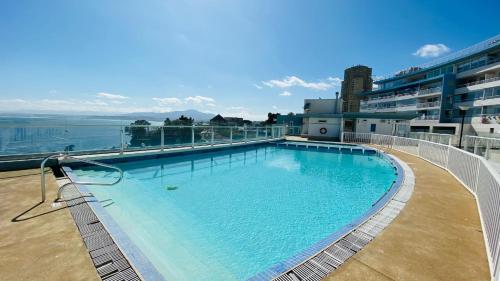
[71,144,396,280]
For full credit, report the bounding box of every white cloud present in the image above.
[184,95,215,104]
[262,75,341,91]
[279,91,292,96]
[152,95,216,108]
[254,84,263,90]
[222,107,266,120]
[327,77,342,87]
[0,98,173,114]
[413,44,451,58]
[96,92,129,100]
[152,97,183,106]
[272,105,278,110]
[226,106,248,111]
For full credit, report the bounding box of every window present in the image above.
[370,124,377,132]
[490,128,494,134]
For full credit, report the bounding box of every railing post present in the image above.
[120,126,124,154]
[256,127,259,140]
[340,132,344,143]
[474,139,479,155]
[230,127,233,144]
[271,127,275,139]
[211,126,214,146]
[265,127,268,139]
[191,125,195,148]
[486,139,491,159]
[160,127,164,151]
[244,125,247,143]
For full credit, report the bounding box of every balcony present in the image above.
[456,76,500,89]
[417,101,441,109]
[417,87,442,97]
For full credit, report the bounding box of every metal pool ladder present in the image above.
[40,154,124,202]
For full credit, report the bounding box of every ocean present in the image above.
[0,115,161,156]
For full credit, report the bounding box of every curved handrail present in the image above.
[40,154,123,202]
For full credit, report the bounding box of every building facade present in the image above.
[341,65,373,113]
[359,34,500,136]
[299,94,414,139]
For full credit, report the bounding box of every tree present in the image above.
[264,112,280,125]
[126,120,152,147]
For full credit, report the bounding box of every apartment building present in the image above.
[341,65,373,113]
[359,34,500,136]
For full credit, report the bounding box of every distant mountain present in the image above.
[121,110,215,122]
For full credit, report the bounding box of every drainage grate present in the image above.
[60,182,141,281]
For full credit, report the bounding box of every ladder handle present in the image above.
[40,154,123,202]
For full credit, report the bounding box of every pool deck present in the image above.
[0,169,99,281]
[326,148,490,281]
[0,143,492,281]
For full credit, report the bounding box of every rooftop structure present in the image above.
[341,65,373,113]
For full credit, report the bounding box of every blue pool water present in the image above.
[71,144,396,280]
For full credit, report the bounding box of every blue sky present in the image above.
[0,0,499,120]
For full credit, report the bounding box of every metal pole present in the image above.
[230,127,233,144]
[486,139,491,159]
[211,126,214,146]
[256,128,259,140]
[191,125,195,148]
[244,125,247,143]
[458,110,465,149]
[265,127,268,139]
[120,126,124,154]
[160,127,164,151]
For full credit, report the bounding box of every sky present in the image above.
[0,0,499,120]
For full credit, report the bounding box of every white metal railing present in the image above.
[342,132,500,280]
[0,125,286,158]
[409,132,460,146]
[464,136,500,163]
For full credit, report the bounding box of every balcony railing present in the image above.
[416,115,440,120]
[457,76,500,89]
[417,101,441,108]
[417,87,442,96]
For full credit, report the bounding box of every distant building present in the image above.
[341,65,373,113]
[298,92,414,139]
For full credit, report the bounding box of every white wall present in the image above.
[355,119,399,135]
[304,99,339,114]
[305,117,341,138]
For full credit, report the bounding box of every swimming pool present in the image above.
[67,143,397,280]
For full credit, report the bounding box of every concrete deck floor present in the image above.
[326,149,490,281]
[0,147,492,281]
[0,169,99,281]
